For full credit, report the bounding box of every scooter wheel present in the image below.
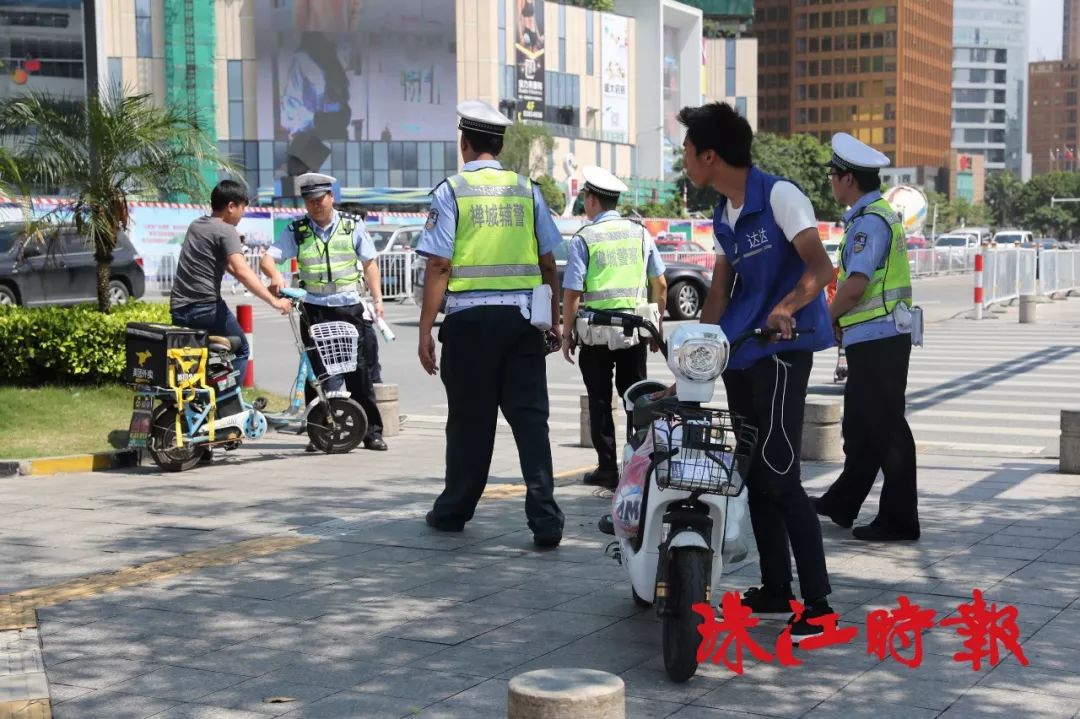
[632,587,652,608]
[147,405,207,472]
[662,548,709,683]
[307,397,368,453]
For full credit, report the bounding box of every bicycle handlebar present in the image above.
[584,309,815,360]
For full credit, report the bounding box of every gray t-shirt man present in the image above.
[170,216,244,310]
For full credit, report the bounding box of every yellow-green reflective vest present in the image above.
[837,197,912,328]
[579,219,647,310]
[447,168,541,292]
[293,215,361,294]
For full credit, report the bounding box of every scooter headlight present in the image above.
[667,324,730,382]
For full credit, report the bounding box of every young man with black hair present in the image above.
[171,180,292,385]
[416,100,565,548]
[676,102,837,643]
[813,133,919,542]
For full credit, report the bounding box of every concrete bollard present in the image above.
[802,400,844,462]
[579,394,620,449]
[1061,409,1080,474]
[508,668,624,719]
[1019,295,1037,323]
[374,383,400,437]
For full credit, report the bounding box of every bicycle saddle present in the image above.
[208,335,243,354]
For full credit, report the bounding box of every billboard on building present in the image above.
[514,0,545,122]
[253,0,456,159]
[601,13,629,143]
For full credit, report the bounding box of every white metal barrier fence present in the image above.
[375,250,415,302]
[1039,249,1080,296]
[976,248,1080,311]
[907,247,978,277]
[147,249,416,302]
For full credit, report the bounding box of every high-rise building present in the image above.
[754,0,952,173]
[952,0,1029,176]
[1028,60,1080,176]
[1065,0,1080,60]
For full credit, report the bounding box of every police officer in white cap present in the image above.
[560,166,667,489]
[416,100,565,547]
[812,133,919,541]
[260,172,388,451]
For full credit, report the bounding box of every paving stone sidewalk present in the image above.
[0,301,1078,718]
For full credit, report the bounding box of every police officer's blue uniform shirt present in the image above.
[417,159,562,314]
[839,190,905,349]
[563,211,666,293]
[268,209,376,307]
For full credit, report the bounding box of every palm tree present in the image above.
[0,86,238,312]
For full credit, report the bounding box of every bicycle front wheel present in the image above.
[306,397,367,454]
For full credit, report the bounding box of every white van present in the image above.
[991,230,1034,246]
[934,233,980,250]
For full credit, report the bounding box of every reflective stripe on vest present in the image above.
[295,217,361,294]
[579,219,647,310]
[448,169,541,292]
[837,198,912,328]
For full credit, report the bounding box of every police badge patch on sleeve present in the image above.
[852,232,867,253]
[424,208,439,231]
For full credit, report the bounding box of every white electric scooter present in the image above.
[592,309,799,683]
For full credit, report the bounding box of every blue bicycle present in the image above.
[253,287,368,453]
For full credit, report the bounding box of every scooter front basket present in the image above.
[650,407,758,496]
[310,321,360,375]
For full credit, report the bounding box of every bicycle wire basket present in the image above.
[309,321,360,375]
[650,406,759,496]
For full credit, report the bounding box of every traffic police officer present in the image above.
[813,133,919,541]
[561,166,668,489]
[417,100,565,548]
[260,172,387,451]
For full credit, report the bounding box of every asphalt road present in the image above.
[235,272,980,421]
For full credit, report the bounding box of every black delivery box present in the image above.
[124,323,209,387]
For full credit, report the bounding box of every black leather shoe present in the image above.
[852,523,920,541]
[533,532,562,549]
[425,511,464,532]
[304,442,318,453]
[598,514,615,536]
[364,437,388,451]
[811,496,854,529]
[583,469,619,490]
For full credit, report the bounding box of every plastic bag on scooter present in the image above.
[611,431,653,539]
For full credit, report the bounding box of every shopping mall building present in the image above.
[0,0,756,208]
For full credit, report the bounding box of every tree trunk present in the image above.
[97,258,110,313]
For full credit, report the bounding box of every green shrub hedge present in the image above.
[0,302,171,385]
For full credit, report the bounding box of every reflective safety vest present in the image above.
[837,197,912,328]
[578,219,647,310]
[447,168,541,292]
[292,214,361,295]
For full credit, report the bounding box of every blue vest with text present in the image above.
[712,167,834,370]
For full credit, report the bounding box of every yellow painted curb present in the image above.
[0,535,317,631]
[15,450,139,478]
[554,464,596,486]
[0,699,51,719]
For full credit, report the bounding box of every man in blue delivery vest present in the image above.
[676,102,837,645]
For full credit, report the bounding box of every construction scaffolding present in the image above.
[163,0,217,196]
